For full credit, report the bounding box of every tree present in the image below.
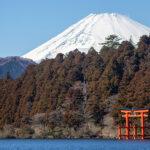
[129,35,134,45]
[101,35,121,49]
[5,72,12,80]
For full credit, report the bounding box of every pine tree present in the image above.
[5,72,12,80]
[101,34,121,49]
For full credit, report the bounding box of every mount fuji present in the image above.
[23,13,150,63]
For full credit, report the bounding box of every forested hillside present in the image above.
[0,35,149,138]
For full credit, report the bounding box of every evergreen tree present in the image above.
[5,72,12,80]
[101,34,121,49]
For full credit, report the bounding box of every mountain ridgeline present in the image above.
[0,35,150,138]
[23,13,150,62]
[0,57,35,79]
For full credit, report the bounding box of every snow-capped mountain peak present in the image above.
[23,13,150,62]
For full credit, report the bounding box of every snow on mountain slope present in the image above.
[23,13,150,62]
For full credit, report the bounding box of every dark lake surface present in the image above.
[0,139,150,150]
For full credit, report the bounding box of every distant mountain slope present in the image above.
[23,13,150,62]
[0,57,35,79]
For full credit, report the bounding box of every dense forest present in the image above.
[0,35,149,138]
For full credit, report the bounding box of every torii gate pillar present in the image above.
[118,109,149,140]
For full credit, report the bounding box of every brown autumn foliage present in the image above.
[0,35,149,133]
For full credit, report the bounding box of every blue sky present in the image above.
[0,0,150,57]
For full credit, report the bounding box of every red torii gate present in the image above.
[118,109,149,140]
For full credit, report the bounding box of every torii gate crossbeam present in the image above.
[118,109,149,140]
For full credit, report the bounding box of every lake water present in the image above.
[0,139,150,150]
